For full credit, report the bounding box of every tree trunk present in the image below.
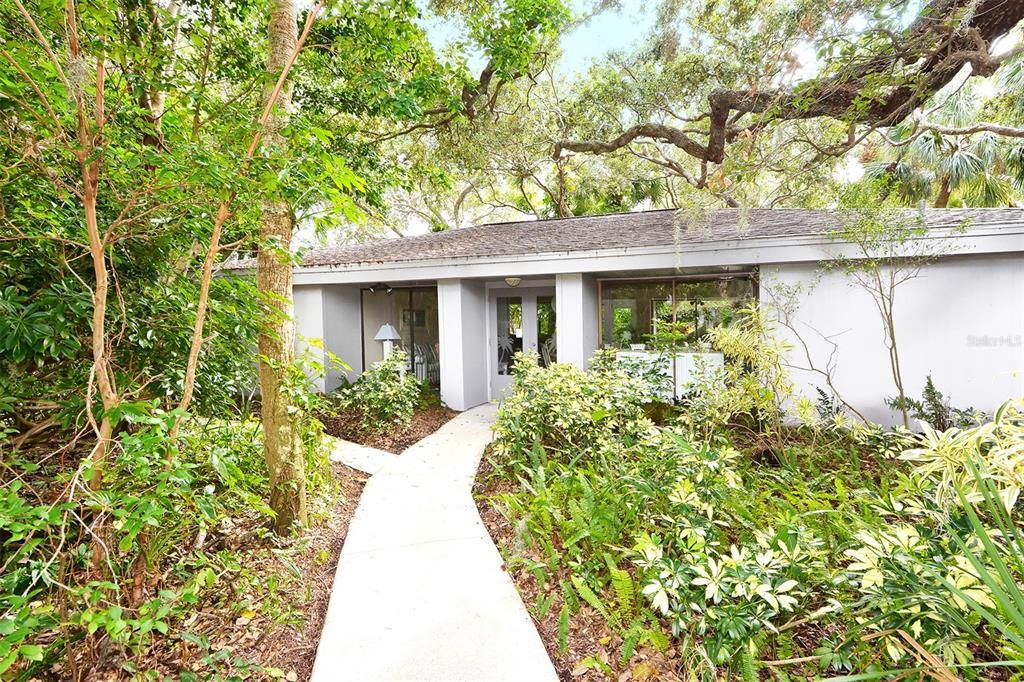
[934,174,952,208]
[258,0,307,534]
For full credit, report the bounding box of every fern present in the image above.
[536,591,555,619]
[560,578,579,613]
[571,574,611,622]
[739,647,760,682]
[620,622,642,665]
[642,627,670,652]
[557,602,571,654]
[604,554,636,622]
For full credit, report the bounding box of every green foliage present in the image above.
[887,374,984,431]
[333,350,421,433]
[484,348,1024,678]
[679,306,795,445]
[492,350,658,465]
[941,457,1024,661]
[0,0,568,676]
[900,396,1024,512]
[0,403,334,677]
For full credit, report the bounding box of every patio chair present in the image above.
[540,336,557,366]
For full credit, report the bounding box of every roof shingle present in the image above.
[230,208,1024,269]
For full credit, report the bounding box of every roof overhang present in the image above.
[273,224,1024,286]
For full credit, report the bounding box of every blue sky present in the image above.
[557,2,658,75]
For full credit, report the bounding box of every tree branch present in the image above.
[554,0,1024,166]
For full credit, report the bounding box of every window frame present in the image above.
[596,271,759,351]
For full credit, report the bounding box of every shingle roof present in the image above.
[228,208,1024,269]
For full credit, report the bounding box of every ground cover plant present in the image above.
[0,400,366,680]
[319,351,457,453]
[477,320,1024,680]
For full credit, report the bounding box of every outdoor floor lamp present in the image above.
[374,323,402,357]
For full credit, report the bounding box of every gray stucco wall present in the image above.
[323,285,363,391]
[555,273,599,369]
[763,253,1024,424]
[294,284,363,394]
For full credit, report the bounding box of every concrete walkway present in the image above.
[330,437,398,475]
[311,404,558,682]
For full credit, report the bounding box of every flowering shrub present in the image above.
[334,350,421,433]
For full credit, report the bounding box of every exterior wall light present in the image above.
[504,277,522,287]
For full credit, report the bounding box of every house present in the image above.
[238,208,1024,423]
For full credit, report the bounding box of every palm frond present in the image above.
[942,147,984,188]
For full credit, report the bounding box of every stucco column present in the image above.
[438,278,488,411]
[293,285,327,393]
[555,273,599,369]
[322,285,363,391]
[294,284,363,393]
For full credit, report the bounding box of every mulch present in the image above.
[473,457,684,682]
[249,462,367,681]
[319,404,458,454]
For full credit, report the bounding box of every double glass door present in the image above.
[490,288,556,397]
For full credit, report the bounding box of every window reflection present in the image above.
[361,287,440,387]
[600,277,754,350]
[537,295,556,366]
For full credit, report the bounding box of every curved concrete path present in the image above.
[312,404,558,682]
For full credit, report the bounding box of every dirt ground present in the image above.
[319,404,457,454]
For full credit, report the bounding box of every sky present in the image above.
[555,2,659,76]
[419,0,659,78]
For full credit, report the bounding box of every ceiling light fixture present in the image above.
[504,277,522,288]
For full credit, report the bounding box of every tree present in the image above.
[549,0,1024,206]
[863,81,1024,207]
[258,0,308,534]
[230,0,571,529]
[825,195,966,427]
[379,66,673,233]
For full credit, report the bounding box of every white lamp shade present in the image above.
[374,323,402,342]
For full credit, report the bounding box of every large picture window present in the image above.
[361,286,440,387]
[600,276,755,350]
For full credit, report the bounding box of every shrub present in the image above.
[679,306,797,446]
[483,346,1024,678]
[887,374,984,431]
[0,402,333,678]
[900,395,1024,511]
[491,351,656,466]
[334,350,421,433]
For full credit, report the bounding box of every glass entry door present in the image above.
[490,288,556,398]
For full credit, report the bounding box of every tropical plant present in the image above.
[679,306,797,446]
[938,457,1024,663]
[863,81,1024,208]
[901,396,1024,512]
[483,335,1024,678]
[492,351,657,465]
